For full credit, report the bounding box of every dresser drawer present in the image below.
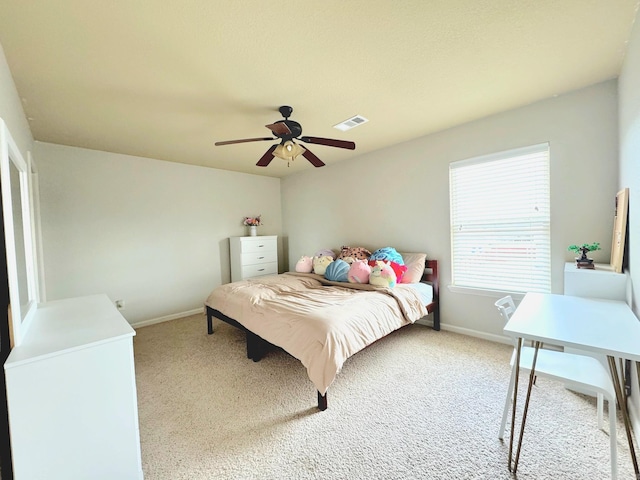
[239,237,277,254]
[242,261,278,279]
[241,250,277,266]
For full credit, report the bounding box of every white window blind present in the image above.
[449,143,551,293]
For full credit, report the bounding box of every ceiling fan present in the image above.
[215,106,356,167]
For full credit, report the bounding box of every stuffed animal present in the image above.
[338,246,372,265]
[295,255,313,273]
[369,261,397,288]
[369,247,406,282]
[313,255,334,275]
[325,259,350,282]
[348,259,371,284]
[314,248,336,260]
[369,247,404,265]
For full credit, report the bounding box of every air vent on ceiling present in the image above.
[333,115,369,131]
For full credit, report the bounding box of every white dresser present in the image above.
[230,235,278,282]
[4,294,143,480]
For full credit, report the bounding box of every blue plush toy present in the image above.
[324,259,350,282]
[369,247,404,265]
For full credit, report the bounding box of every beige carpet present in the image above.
[134,313,635,479]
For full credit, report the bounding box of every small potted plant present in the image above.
[567,242,601,269]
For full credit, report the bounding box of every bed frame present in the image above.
[206,259,439,410]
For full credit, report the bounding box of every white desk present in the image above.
[503,293,640,476]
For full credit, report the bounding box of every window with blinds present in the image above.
[449,143,551,293]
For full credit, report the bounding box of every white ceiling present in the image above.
[0,1,638,178]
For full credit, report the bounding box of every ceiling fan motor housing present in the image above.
[275,120,302,140]
[279,105,293,118]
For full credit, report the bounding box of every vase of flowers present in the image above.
[243,215,262,236]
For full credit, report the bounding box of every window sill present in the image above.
[447,284,526,301]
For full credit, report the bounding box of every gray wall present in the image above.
[618,2,640,436]
[282,80,619,341]
[0,43,33,166]
[34,142,282,325]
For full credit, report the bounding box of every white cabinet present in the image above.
[4,294,143,480]
[563,262,629,396]
[230,235,278,282]
[564,262,627,301]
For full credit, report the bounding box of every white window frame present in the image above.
[449,143,551,296]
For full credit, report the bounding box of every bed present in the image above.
[204,257,439,410]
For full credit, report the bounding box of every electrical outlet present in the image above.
[115,299,125,310]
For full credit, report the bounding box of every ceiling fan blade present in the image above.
[302,147,325,167]
[265,122,291,136]
[215,137,274,146]
[298,136,355,150]
[256,145,277,167]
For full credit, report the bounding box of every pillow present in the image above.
[399,252,427,283]
[337,246,372,264]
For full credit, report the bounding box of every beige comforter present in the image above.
[205,273,429,394]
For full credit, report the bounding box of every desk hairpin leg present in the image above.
[508,337,523,470]
[607,356,639,477]
[509,339,541,473]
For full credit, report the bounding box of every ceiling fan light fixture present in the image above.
[273,140,305,161]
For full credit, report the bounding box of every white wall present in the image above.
[282,80,619,340]
[35,142,282,325]
[618,5,640,438]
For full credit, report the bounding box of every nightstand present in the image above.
[230,236,278,282]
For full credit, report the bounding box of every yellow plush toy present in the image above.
[313,256,334,275]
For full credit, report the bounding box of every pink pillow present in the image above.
[399,252,427,283]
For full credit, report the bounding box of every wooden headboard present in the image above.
[424,259,439,300]
[422,259,440,331]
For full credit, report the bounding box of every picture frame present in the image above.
[610,187,629,274]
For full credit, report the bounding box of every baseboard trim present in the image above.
[439,323,511,346]
[131,307,204,329]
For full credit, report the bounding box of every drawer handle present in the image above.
[258,268,265,272]
[257,256,265,259]
[258,245,265,248]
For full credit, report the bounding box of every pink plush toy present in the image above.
[369,261,397,288]
[295,255,313,273]
[348,259,371,284]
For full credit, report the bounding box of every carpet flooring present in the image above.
[134,313,635,479]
